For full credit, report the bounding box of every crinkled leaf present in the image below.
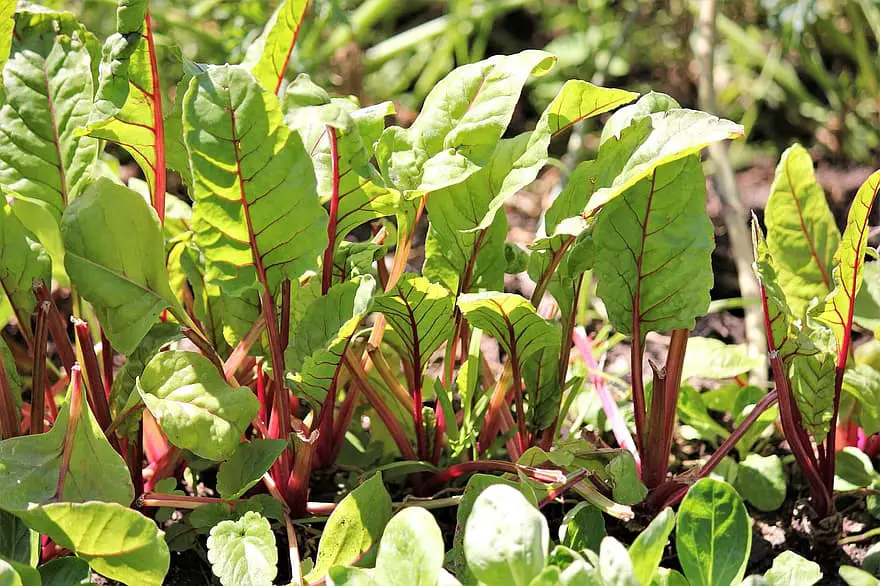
[0,381,133,512]
[376,51,555,197]
[61,178,183,354]
[0,8,98,266]
[735,454,786,512]
[183,64,326,296]
[207,511,276,586]
[305,473,392,583]
[594,156,714,340]
[765,144,839,317]
[242,0,309,93]
[789,352,835,442]
[137,350,259,461]
[752,221,795,353]
[583,109,742,215]
[522,348,563,433]
[464,484,549,586]
[681,337,763,381]
[373,508,445,586]
[20,502,168,586]
[818,170,880,357]
[374,274,454,373]
[0,204,50,332]
[286,92,398,251]
[764,551,822,586]
[217,439,288,499]
[676,478,751,586]
[629,507,675,585]
[458,292,560,364]
[286,277,375,405]
[79,0,166,209]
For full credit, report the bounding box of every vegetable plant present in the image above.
[751,143,880,521]
[0,0,878,584]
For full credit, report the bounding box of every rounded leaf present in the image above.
[464,483,549,586]
[676,478,751,586]
[207,511,277,586]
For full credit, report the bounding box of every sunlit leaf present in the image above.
[242,0,310,93]
[765,144,839,317]
[137,351,259,461]
[207,511,276,586]
[61,178,184,354]
[20,502,168,586]
[183,64,327,296]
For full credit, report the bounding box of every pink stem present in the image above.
[572,327,640,467]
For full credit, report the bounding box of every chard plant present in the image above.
[1,0,875,584]
[751,144,880,521]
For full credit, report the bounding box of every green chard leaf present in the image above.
[0,377,134,512]
[61,178,184,354]
[0,0,14,76]
[0,7,99,269]
[207,511,277,586]
[305,473,392,583]
[285,84,399,254]
[424,80,635,294]
[373,274,455,373]
[79,0,167,210]
[818,170,880,359]
[458,292,560,364]
[599,537,639,586]
[137,351,259,461]
[594,156,714,340]
[37,556,92,586]
[0,511,36,566]
[752,220,795,353]
[21,502,168,586]
[558,502,606,554]
[242,0,310,93]
[0,203,51,333]
[583,109,742,215]
[285,276,375,406]
[376,50,556,198]
[765,144,840,318]
[843,364,880,435]
[676,478,751,586]
[788,352,836,442]
[183,64,327,296]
